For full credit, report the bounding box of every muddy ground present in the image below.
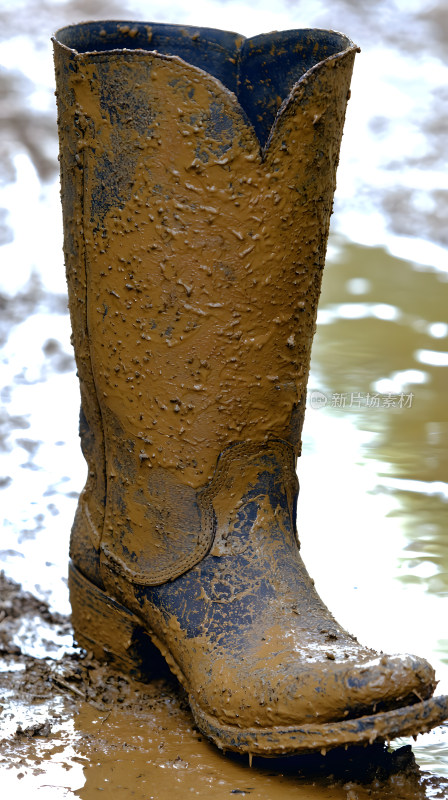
[0,571,447,799]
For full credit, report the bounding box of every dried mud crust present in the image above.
[1,572,448,798]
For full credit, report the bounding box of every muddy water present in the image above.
[1,0,448,796]
[1,239,447,797]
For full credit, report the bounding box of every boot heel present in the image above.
[68,561,167,681]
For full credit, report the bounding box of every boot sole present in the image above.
[69,561,448,756]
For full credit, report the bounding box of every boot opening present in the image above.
[55,21,353,147]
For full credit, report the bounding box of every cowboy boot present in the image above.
[53,21,448,756]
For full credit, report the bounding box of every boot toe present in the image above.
[276,651,437,727]
[341,652,436,714]
[198,650,437,730]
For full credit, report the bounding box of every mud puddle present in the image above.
[0,572,446,799]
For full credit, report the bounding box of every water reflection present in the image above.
[307,240,448,604]
[313,240,448,485]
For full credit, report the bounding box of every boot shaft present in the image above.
[54,22,357,584]
[54,22,357,486]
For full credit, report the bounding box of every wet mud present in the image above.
[1,571,448,799]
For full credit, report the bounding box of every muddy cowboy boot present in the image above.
[53,21,448,756]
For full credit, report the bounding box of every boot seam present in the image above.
[77,100,108,548]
